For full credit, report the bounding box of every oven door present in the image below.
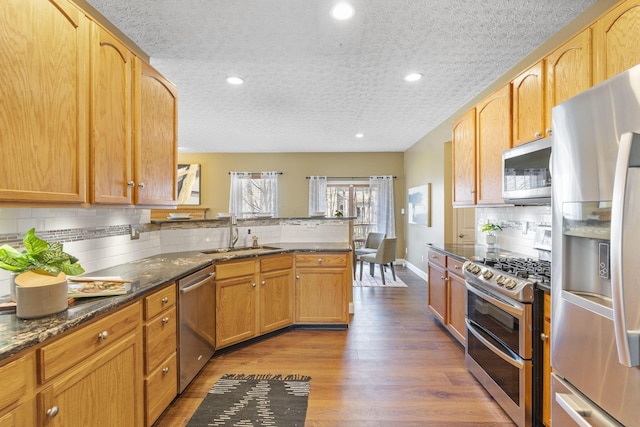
[465,282,532,427]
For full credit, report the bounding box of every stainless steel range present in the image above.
[463,256,550,427]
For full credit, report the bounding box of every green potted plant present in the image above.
[0,228,84,317]
[481,223,502,247]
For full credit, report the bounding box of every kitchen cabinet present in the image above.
[142,284,177,426]
[512,61,546,146]
[215,254,294,348]
[89,22,134,204]
[452,108,477,206]
[427,250,466,345]
[295,253,350,324]
[545,29,592,130]
[36,302,143,426]
[0,0,89,204]
[542,292,551,427]
[0,353,36,426]
[133,58,179,206]
[593,0,640,84]
[476,84,512,205]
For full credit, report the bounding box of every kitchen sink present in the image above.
[201,245,281,255]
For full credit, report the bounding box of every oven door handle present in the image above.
[465,281,524,318]
[466,319,524,369]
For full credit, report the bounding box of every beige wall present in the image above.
[178,152,406,251]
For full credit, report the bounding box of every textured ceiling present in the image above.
[86,0,597,153]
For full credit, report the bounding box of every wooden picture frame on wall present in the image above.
[177,163,201,205]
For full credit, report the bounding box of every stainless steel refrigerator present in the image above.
[551,64,640,426]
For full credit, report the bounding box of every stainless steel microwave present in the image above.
[502,137,552,205]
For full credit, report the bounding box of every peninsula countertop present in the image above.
[0,242,351,362]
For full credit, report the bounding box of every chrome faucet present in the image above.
[228,213,239,248]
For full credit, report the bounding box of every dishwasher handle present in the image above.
[180,272,215,295]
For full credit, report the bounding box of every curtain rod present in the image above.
[228,172,283,175]
[305,176,397,179]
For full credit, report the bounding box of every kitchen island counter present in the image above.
[0,242,351,362]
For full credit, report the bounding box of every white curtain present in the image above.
[308,176,327,215]
[369,175,395,237]
[229,172,252,216]
[260,172,279,217]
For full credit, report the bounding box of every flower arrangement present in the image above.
[481,223,502,234]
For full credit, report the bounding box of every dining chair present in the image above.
[359,237,397,285]
[353,232,385,277]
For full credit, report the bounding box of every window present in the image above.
[326,183,374,247]
[229,172,279,217]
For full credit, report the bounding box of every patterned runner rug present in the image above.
[187,374,311,427]
[353,266,408,287]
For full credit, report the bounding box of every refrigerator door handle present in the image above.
[611,131,640,367]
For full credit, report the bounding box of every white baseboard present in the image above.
[405,260,427,281]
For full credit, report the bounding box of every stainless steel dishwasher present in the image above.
[178,264,216,393]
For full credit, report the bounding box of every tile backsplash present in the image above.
[0,208,350,296]
[475,205,551,256]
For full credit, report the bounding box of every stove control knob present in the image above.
[504,279,517,290]
[496,275,506,286]
[482,270,494,280]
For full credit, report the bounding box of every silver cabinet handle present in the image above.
[535,132,542,138]
[127,181,135,187]
[295,275,300,280]
[98,331,108,340]
[261,280,266,285]
[546,128,552,135]
[138,182,145,188]
[252,283,256,287]
[46,405,59,419]
[540,333,549,341]
[162,366,170,374]
[162,316,170,324]
[161,297,169,304]
[317,258,323,263]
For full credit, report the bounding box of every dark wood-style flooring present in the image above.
[155,267,514,426]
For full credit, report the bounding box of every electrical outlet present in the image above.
[130,224,140,240]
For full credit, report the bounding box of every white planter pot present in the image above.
[485,233,497,247]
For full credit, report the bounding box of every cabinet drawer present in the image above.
[144,305,177,373]
[145,352,177,426]
[447,257,464,277]
[215,259,255,280]
[0,355,31,409]
[144,283,176,320]
[261,254,293,272]
[427,250,446,268]
[38,302,141,383]
[295,253,347,267]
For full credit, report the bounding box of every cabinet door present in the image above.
[295,268,347,323]
[38,333,143,426]
[447,272,466,345]
[594,0,640,84]
[0,400,35,427]
[216,275,257,348]
[259,268,294,333]
[133,58,178,206]
[476,84,512,204]
[0,0,88,203]
[89,23,133,204]
[452,108,477,206]
[427,262,447,324]
[545,29,592,131]
[543,292,552,427]
[512,61,545,146]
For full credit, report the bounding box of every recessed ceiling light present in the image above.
[226,76,244,85]
[404,73,423,82]
[331,2,355,20]
[355,133,364,138]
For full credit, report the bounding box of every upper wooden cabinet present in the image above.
[452,108,477,206]
[476,84,512,205]
[545,29,592,129]
[90,23,134,204]
[594,0,640,84]
[0,0,89,204]
[133,59,178,206]
[512,61,546,146]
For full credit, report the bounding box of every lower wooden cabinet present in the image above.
[216,255,294,348]
[36,302,144,426]
[542,292,551,427]
[0,353,36,426]
[143,284,177,426]
[294,253,349,324]
[427,250,466,345]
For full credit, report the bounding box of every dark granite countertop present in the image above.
[426,243,530,262]
[0,242,350,362]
